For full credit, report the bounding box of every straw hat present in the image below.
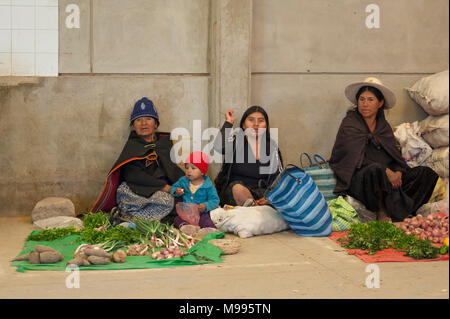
[345,77,396,109]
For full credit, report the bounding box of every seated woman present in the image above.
[91,97,184,222]
[329,77,439,222]
[213,106,283,207]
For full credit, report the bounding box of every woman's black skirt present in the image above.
[348,163,439,222]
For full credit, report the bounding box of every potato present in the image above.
[87,256,110,265]
[67,257,85,266]
[39,251,64,264]
[34,245,57,253]
[112,250,127,263]
[84,248,111,258]
[28,251,41,264]
[12,253,30,262]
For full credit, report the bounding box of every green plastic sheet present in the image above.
[11,232,225,273]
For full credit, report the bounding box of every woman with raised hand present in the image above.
[213,106,283,207]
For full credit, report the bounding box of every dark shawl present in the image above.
[91,131,184,213]
[329,109,409,194]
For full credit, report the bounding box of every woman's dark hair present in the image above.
[239,105,271,141]
[130,117,160,128]
[355,86,386,110]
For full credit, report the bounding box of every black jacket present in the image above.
[114,131,185,197]
[213,121,283,202]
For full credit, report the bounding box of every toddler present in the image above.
[171,151,220,228]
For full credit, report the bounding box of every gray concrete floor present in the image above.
[0,216,448,299]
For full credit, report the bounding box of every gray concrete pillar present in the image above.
[208,0,252,178]
[208,0,252,128]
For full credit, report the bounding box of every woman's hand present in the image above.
[198,203,207,213]
[386,168,402,189]
[254,198,269,206]
[225,110,235,125]
[175,188,185,196]
[161,184,172,193]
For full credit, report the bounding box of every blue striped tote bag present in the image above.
[264,164,332,237]
[300,153,338,202]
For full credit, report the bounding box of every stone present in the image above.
[31,197,76,222]
[33,216,84,230]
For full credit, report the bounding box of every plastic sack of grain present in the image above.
[418,114,449,149]
[406,70,449,116]
[422,147,449,178]
[394,122,432,167]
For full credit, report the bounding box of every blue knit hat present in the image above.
[130,97,159,124]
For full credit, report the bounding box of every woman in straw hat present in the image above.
[329,78,438,222]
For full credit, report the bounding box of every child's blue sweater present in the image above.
[170,176,220,213]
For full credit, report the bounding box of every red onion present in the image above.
[432,229,441,237]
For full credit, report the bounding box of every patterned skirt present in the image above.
[116,182,174,220]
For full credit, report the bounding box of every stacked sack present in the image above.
[406,70,449,179]
[405,70,449,216]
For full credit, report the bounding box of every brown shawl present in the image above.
[329,109,409,194]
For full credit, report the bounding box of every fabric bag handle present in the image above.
[264,164,305,198]
[300,153,313,168]
[283,164,305,185]
[313,154,328,167]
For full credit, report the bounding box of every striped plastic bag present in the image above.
[300,153,338,202]
[264,164,332,237]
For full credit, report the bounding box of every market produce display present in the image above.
[338,221,447,260]
[396,213,449,244]
[17,212,228,269]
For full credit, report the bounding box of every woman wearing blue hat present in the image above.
[92,97,184,222]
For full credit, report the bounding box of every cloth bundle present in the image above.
[209,205,289,238]
[327,196,360,231]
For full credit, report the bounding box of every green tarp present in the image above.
[11,232,225,273]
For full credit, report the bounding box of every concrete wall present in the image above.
[0,0,448,216]
[251,0,449,165]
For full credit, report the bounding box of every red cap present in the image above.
[184,151,209,175]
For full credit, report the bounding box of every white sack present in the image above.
[394,122,432,167]
[418,114,449,149]
[422,147,449,178]
[406,70,449,116]
[210,205,289,238]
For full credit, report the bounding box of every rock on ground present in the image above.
[31,197,76,222]
[32,216,84,230]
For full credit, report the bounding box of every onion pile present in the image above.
[151,247,186,260]
[397,213,449,244]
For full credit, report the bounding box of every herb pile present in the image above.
[337,221,441,260]
[27,212,141,248]
[26,227,80,241]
